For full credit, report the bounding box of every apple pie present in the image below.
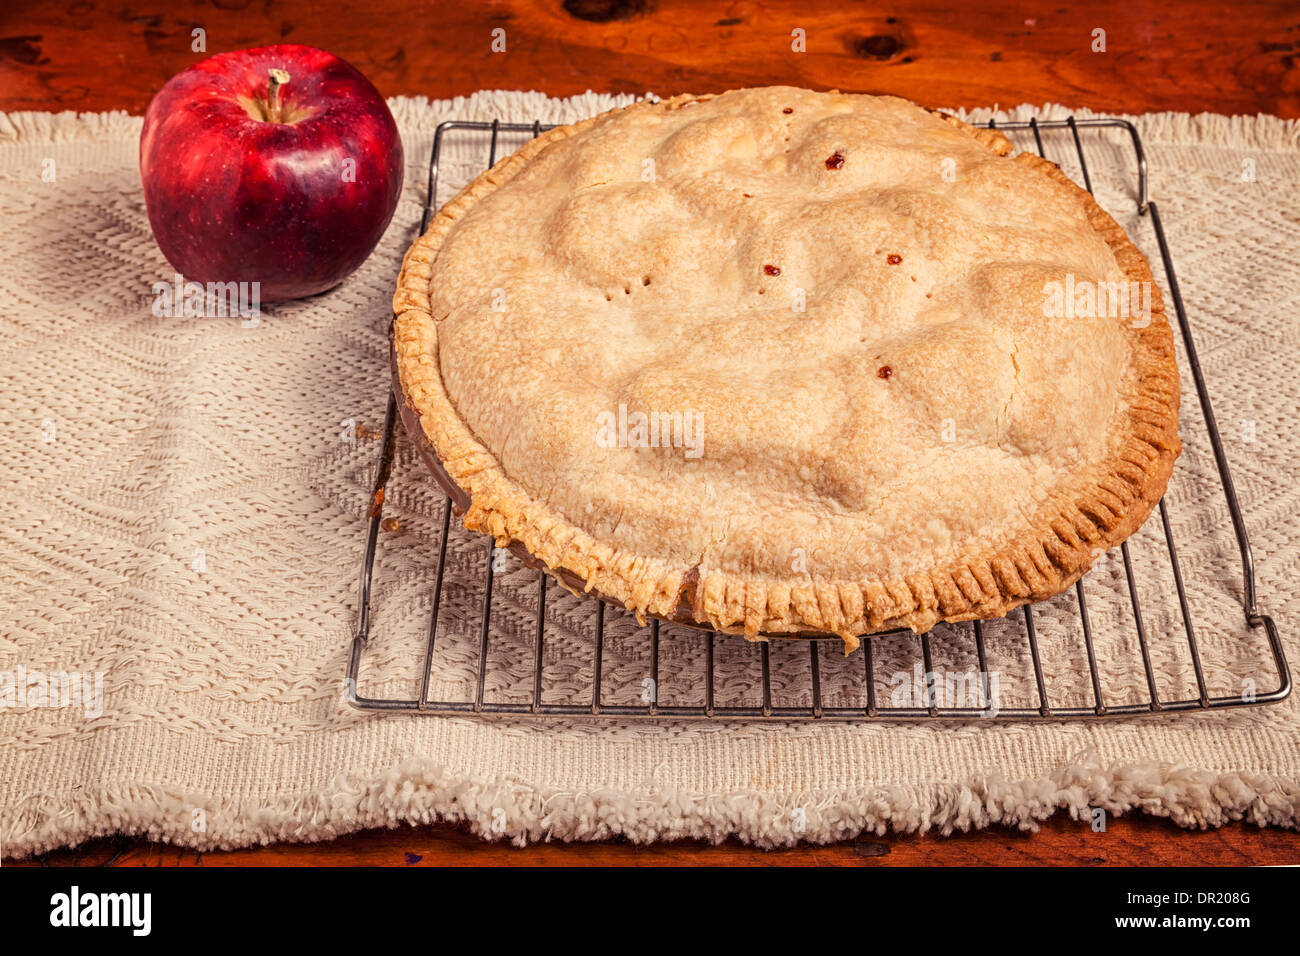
[393,87,1181,652]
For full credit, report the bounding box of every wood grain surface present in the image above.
[0,0,1297,117]
[10,815,1300,867]
[1,0,1296,866]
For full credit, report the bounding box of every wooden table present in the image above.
[2,0,1297,117]
[3,0,1297,866]
[9,816,1300,866]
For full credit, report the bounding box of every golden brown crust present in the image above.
[393,89,1181,653]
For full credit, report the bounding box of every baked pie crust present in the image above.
[393,87,1181,652]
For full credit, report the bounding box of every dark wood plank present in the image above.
[9,816,1300,866]
[0,0,1296,117]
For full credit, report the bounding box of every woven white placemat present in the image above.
[1,91,1297,858]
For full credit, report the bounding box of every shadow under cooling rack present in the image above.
[344,114,1290,721]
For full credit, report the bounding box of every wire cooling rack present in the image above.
[345,113,1290,720]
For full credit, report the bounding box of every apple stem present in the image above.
[266,68,291,123]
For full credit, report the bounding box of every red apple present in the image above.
[140,44,404,301]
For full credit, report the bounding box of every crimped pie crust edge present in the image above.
[392,91,1182,652]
